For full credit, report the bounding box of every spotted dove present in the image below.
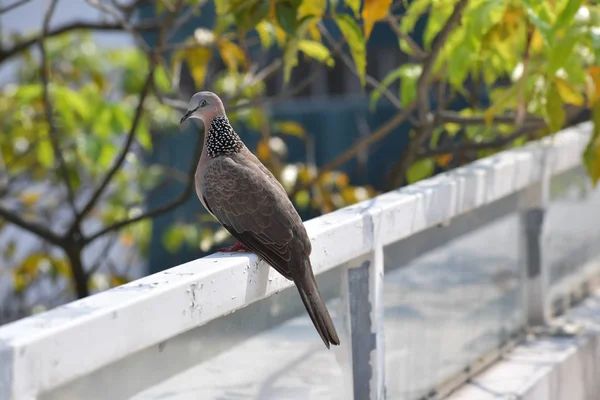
[180,91,340,348]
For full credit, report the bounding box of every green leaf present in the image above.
[298,40,334,66]
[294,189,311,209]
[590,28,600,65]
[162,224,186,252]
[400,0,429,34]
[54,87,89,120]
[334,14,366,86]
[584,102,600,185]
[545,81,566,133]
[275,121,306,137]
[523,1,554,44]
[283,38,300,84]
[370,67,403,109]
[98,143,117,169]
[137,120,152,151]
[234,0,270,32]
[346,0,360,17]
[406,158,434,184]
[399,64,421,107]
[546,27,580,78]
[554,0,582,32]
[369,63,421,109]
[282,16,316,83]
[276,0,300,35]
[37,140,54,167]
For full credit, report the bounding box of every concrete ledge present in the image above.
[448,292,600,400]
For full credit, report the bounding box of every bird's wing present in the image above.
[202,155,309,279]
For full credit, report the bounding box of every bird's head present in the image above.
[179,91,226,127]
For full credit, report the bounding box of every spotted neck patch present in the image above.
[206,115,243,158]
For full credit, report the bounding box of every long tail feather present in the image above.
[294,258,340,348]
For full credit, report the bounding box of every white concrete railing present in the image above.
[0,122,594,400]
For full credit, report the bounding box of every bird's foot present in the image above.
[218,241,250,252]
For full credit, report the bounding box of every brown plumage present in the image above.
[180,91,340,348]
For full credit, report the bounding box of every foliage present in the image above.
[1,0,599,323]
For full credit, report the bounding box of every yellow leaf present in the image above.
[483,84,520,126]
[215,0,230,15]
[282,16,318,83]
[545,81,566,133]
[584,102,600,185]
[12,271,26,294]
[180,47,212,88]
[435,154,453,167]
[298,0,326,17]
[298,40,335,67]
[341,187,358,204]
[335,15,366,86]
[336,173,350,187]
[120,231,135,247]
[276,121,306,137]
[362,0,392,40]
[256,21,274,49]
[307,20,321,41]
[553,77,584,106]
[19,191,41,207]
[257,139,271,161]
[110,275,129,288]
[218,39,247,72]
[587,66,600,107]
[274,24,287,46]
[346,0,361,18]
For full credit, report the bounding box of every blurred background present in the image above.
[0,0,597,325]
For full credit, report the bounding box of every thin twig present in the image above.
[75,0,186,241]
[84,128,203,244]
[387,15,426,59]
[0,0,32,14]
[388,0,469,189]
[418,122,545,158]
[0,206,63,245]
[0,19,161,61]
[417,0,468,125]
[166,0,207,42]
[39,0,79,222]
[291,103,417,196]
[84,0,151,53]
[319,21,407,114]
[437,110,545,125]
[516,24,535,126]
[86,234,119,276]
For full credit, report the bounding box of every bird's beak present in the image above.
[180,109,193,124]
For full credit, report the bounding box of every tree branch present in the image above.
[0,19,160,62]
[0,206,63,245]
[73,0,185,235]
[291,103,417,197]
[84,0,152,53]
[39,0,79,222]
[418,122,545,158]
[84,130,203,244]
[319,21,407,114]
[388,0,469,190]
[387,15,426,60]
[73,69,155,235]
[437,110,545,125]
[0,0,32,14]
[416,0,468,125]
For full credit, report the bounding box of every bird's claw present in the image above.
[218,242,249,252]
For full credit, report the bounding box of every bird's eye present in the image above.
[200,99,207,108]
